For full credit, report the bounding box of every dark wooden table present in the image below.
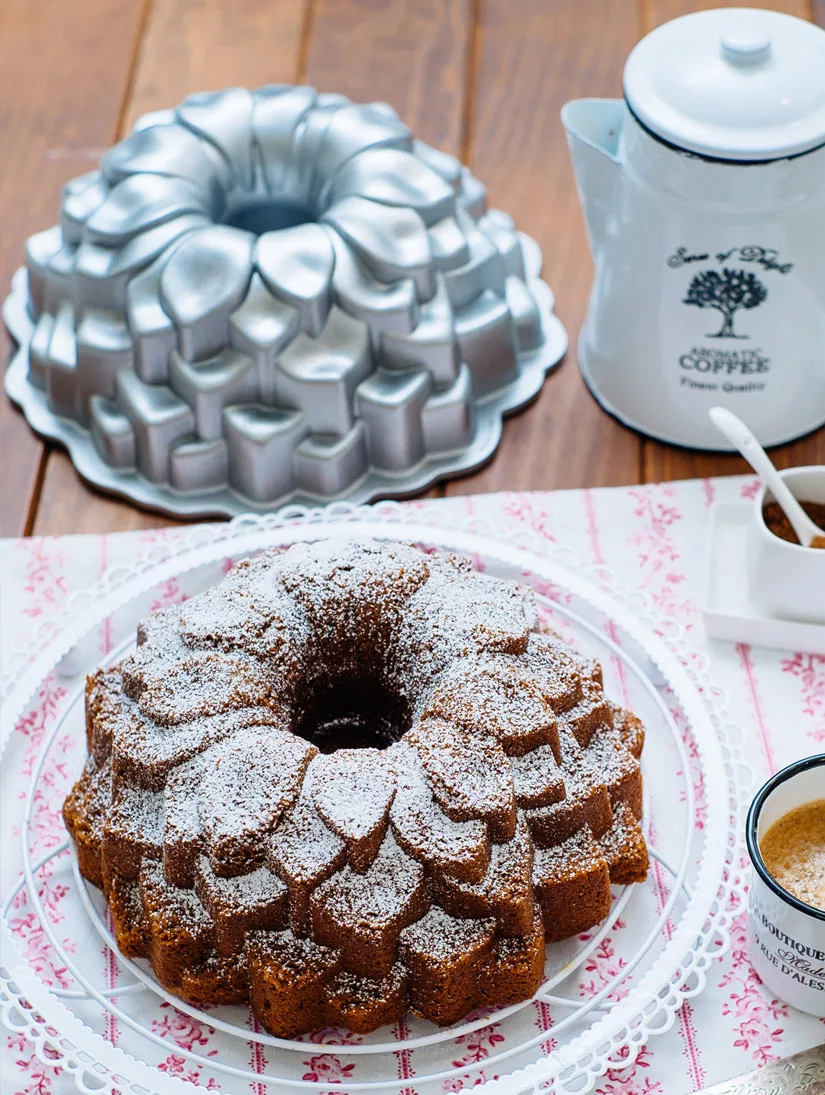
[2,0,823,538]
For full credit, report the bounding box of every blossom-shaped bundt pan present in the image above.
[64,540,648,1036]
[13,87,563,512]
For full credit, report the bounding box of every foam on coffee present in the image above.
[760,799,825,912]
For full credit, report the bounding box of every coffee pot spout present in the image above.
[561,99,626,254]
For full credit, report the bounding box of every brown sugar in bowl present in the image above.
[762,499,825,548]
[750,467,825,623]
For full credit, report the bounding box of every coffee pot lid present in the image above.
[623,8,825,162]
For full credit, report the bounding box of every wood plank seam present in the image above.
[116,0,156,138]
[0,0,151,536]
[297,0,318,83]
[22,447,49,538]
[30,0,156,535]
[443,0,645,496]
[432,0,482,500]
[461,0,483,166]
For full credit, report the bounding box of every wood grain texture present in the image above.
[17,0,825,533]
[643,432,825,484]
[32,0,309,535]
[122,0,308,130]
[304,0,472,155]
[444,0,643,497]
[641,0,825,482]
[32,450,171,534]
[0,0,147,536]
[648,0,809,21]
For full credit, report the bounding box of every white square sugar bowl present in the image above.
[749,466,825,625]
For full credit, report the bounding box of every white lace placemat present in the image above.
[2,477,823,1095]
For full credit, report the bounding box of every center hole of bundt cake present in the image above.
[294,677,411,754]
[221,195,317,235]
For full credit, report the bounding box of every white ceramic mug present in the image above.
[749,466,825,624]
[747,755,825,1017]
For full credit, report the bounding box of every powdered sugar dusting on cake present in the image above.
[196,856,287,913]
[389,742,491,882]
[509,743,566,808]
[268,784,347,889]
[64,537,649,1037]
[311,832,428,972]
[407,717,516,839]
[310,749,396,871]
[400,904,496,962]
[198,726,316,874]
[418,652,561,758]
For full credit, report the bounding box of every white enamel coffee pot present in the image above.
[562,8,825,450]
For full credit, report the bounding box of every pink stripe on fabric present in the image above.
[648,818,703,1089]
[702,479,715,508]
[393,1016,417,1092]
[585,493,632,706]
[583,489,605,565]
[99,535,118,1057]
[248,1020,266,1095]
[100,534,113,654]
[605,620,631,708]
[680,1001,705,1091]
[104,929,119,1046]
[97,538,119,1048]
[536,999,555,1055]
[737,642,776,772]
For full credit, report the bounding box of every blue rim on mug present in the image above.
[746,753,825,923]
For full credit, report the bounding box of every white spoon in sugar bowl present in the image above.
[709,406,825,549]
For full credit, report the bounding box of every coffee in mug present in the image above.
[747,755,825,1017]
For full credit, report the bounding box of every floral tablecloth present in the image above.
[1,477,823,1095]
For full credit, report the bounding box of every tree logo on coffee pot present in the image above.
[683,267,767,338]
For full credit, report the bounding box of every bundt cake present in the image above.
[64,539,649,1036]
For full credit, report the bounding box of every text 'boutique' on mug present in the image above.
[747,755,825,1018]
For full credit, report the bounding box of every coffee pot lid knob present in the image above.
[720,32,772,67]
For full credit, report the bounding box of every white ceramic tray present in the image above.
[1,504,751,1095]
[703,502,825,654]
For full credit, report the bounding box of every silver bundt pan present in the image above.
[3,87,567,519]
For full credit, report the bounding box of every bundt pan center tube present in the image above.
[64,539,649,1037]
[3,86,567,517]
